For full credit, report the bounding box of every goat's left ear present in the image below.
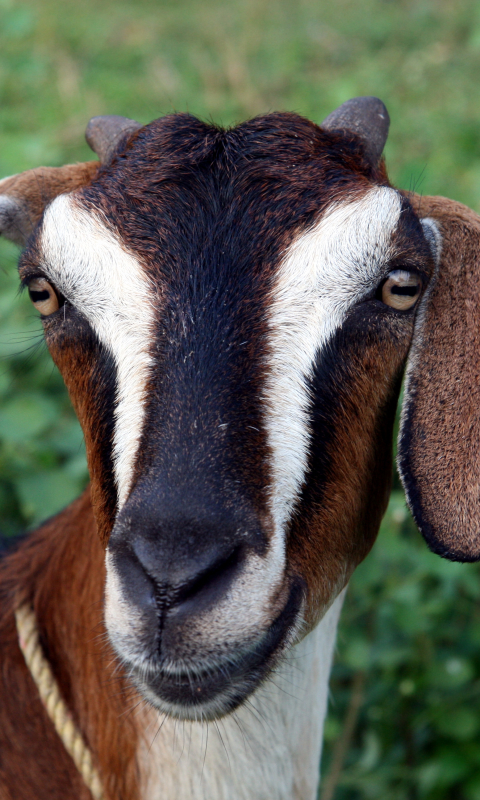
[398,195,480,561]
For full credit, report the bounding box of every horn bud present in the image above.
[85,115,142,164]
[321,96,390,166]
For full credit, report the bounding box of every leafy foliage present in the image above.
[1,0,480,796]
[322,492,480,800]
[0,239,88,536]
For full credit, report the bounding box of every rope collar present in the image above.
[15,603,105,800]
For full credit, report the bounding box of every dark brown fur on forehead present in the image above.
[82,111,389,267]
[73,112,391,530]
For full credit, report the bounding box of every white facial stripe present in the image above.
[41,194,155,509]
[265,186,402,533]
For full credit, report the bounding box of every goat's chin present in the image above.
[117,582,303,721]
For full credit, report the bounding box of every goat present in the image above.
[0,96,478,800]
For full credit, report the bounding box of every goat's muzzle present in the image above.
[104,484,300,718]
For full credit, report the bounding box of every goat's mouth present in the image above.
[128,581,303,721]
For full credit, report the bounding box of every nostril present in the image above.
[128,534,246,616]
[173,544,245,608]
[107,541,158,611]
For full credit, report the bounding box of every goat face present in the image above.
[15,109,435,720]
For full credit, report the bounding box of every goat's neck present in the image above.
[138,592,345,800]
[10,493,344,800]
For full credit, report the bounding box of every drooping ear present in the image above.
[321,96,390,166]
[398,195,480,561]
[0,161,99,246]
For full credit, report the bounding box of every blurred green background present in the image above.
[1,0,480,797]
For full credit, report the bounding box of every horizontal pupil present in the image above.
[391,285,418,296]
[29,289,50,302]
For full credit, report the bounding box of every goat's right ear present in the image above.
[398,195,480,561]
[0,161,99,246]
[0,113,142,247]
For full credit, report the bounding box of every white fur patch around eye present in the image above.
[40,193,155,510]
[265,186,402,538]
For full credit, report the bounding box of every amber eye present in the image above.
[27,277,61,316]
[381,270,422,311]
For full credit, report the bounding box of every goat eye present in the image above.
[27,277,61,316]
[381,270,422,311]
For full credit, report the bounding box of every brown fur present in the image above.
[0,162,99,244]
[0,489,140,800]
[290,309,423,626]
[42,318,118,546]
[399,195,480,560]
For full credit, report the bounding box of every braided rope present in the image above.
[14,603,105,800]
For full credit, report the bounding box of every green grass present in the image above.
[1,0,480,797]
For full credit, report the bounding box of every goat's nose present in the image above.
[130,535,245,617]
[109,480,268,631]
